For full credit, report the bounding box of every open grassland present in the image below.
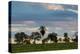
[10,43,78,53]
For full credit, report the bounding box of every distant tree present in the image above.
[75,32,78,42]
[15,32,27,44]
[42,38,49,44]
[48,32,57,43]
[39,26,46,36]
[31,32,41,44]
[63,33,70,43]
[15,32,21,44]
[64,33,68,38]
[72,32,78,43]
[20,32,27,42]
[31,32,41,39]
[58,38,62,42]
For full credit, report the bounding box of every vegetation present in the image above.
[48,32,57,43]
[63,33,70,43]
[15,32,27,44]
[11,43,78,53]
[72,32,78,43]
[31,32,41,44]
[10,26,78,53]
[14,26,78,44]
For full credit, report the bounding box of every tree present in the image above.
[72,32,78,42]
[31,32,41,44]
[15,32,21,44]
[63,33,70,43]
[75,32,78,42]
[48,32,57,43]
[42,38,49,44]
[15,32,27,44]
[58,38,62,42]
[39,26,46,36]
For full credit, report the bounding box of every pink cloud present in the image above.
[42,4,64,10]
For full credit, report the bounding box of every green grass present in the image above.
[10,43,78,53]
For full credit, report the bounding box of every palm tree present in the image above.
[39,26,46,36]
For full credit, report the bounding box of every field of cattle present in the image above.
[10,43,78,53]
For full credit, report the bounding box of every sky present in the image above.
[10,1,78,39]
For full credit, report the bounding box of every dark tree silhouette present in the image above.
[72,32,78,43]
[31,32,41,44]
[39,26,46,36]
[15,32,27,44]
[20,32,27,42]
[75,32,78,42]
[48,32,57,43]
[63,33,70,43]
[31,32,41,39]
[15,32,21,44]
[58,38,62,42]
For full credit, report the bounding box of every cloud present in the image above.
[23,21,36,24]
[66,9,78,13]
[43,4,64,10]
[42,4,77,14]
[11,25,39,32]
[12,24,26,27]
[11,21,38,33]
[47,5,64,10]
[55,27,63,30]
[12,21,37,27]
[11,20,77,37]
[25,27,39,32]
[11,27,19,32]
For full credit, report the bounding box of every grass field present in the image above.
[10,43,78,53]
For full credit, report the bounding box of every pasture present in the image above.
[10,43,78,53]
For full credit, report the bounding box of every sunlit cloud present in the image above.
[47,5,64,10]
[43,4,64,10]
[42,4,77,14]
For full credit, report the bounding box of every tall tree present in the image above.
[72,32,78,42]
[75,32,78,42]
[63,33,70,43]
[39,26,46,36]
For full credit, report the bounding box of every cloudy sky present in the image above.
[10,1,78,38]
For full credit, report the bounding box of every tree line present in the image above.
[13,26,78,44]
